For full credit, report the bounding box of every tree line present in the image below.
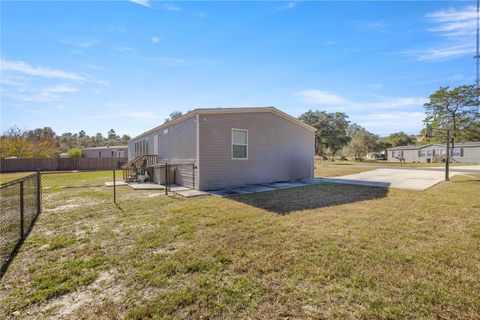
[0,127,131,159]
[299,84,479,161]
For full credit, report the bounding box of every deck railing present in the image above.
[122,154,158,181]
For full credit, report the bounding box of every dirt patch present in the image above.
[21,271,126,319]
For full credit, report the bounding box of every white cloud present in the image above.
[151,36,161,44]
[408,5,477,62]
[45,84,79,93]
[426,6,476,37]
[1,59,86,81]
[194,11,207,19]
[353,112,425,135]
[144,56,215,66]
[107,25,127,32]
[295,89,428,134]
[296,89,427,110]
[162,3,181,12]
[130,0,150,7]
[276,1,299,11]
[62,39,100,48]
[5,84,79,102]
[296,89,351,106]
[114,46,135,54]
[406,43,475,62]
[0,78,25,88]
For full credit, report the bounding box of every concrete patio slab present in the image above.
[208,179,323,197]
[129,183,165,190]
[168,185,191,192]
[175,189,209,197]
[105,181,128,187]
[319,168,463,191]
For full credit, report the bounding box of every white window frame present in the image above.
[452,148,462,157]
[231,128,248,160]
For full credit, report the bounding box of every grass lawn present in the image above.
[0,169,479,319]
[0,172,34,184]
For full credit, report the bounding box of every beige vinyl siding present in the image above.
[158,117,197,162]
[198,112,314,190]
[388,145,480,163]
[83,147,127,158]
[157,117,198,188]
[454,146,480,163]
[129,117,198,188]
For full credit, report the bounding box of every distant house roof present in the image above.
[388,142,480,151]
[131,107,317,141]
[82,146,127,150]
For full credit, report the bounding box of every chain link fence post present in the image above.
[113,169,116,203]
[19,181,24,240]
[36,170,41,216]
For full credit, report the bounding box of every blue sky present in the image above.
[1,1,477,137]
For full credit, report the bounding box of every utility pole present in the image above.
[425,123,450,181]
[477,0,480,112]
[445,129,450,181]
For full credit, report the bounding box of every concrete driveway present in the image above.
[319,166,480,191]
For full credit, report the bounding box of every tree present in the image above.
[0,127,34,158]
[298,110,350,159]
[164,111,183,123]
[67,148,82,158]
[382,131,416,149]
[107,129,118,140]
[79,130,86,138]
[424,85,479,139]
[121,134,131,143]
[95,133,105,144]
[25,127,58,157]
[343,124,380,161]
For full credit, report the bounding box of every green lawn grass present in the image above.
[0,169,479,319]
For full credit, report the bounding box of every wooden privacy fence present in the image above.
[0,158,128,173]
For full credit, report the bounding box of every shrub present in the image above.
[67,148,82,158]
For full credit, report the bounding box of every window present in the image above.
[134,138,149,156]
[452,148,462,156]
[427,150,433,157]
[419,150,426,157]
[164,128,169,134]
[392,150,403,158]
[99,151,101,158]
[232,129,248,159]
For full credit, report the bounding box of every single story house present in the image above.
[82,146,128,158]
[127,107,316,190]
[387,142,480,163]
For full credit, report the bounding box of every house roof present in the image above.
[82,145,127,150]
[388,141,480,151]
[131,106,317,141]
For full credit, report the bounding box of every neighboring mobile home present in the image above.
[127,107,316,190]
[387,142,480,163]
[82,146,128,158]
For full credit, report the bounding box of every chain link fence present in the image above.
[1,169,139,277]
[1,173,40,276]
